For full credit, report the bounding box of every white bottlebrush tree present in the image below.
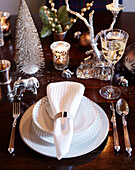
[15,0,45,74]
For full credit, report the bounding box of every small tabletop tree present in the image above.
[15,0,45,74]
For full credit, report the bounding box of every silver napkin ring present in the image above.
[54,111,74,120]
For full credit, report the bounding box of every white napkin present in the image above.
[47,81,85,159]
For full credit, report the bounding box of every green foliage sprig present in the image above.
[39,0,76,38]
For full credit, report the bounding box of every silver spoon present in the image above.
[116,99,132,156]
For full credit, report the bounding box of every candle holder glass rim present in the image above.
[0,59,11,85]
[0,60,11,72]
[0,11,10,19]
[50,41,71,52]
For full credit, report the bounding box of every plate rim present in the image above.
[32,96,98,134]
[19,96,109,158]
[31,96,102,144]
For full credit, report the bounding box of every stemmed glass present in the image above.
[99,29,129,99]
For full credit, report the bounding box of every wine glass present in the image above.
[99,29,129,99]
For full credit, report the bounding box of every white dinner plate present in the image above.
[31,96,102,144]
[19,97,109,158]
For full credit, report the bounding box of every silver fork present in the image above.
[8,102,21,154]
[110,102,120,152]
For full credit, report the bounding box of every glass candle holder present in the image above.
[50,41,70,70]
[0,11,11,36]
[0,60,11,85]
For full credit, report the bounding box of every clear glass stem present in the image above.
[108,63,115,99]
[110,63,115,86]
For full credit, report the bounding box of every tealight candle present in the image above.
[0,11,11,36]
[113,0,118,8]
[0,60,11,85]
[50,41,71,70]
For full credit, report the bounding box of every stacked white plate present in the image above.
[19,96,109,158]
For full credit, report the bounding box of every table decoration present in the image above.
[78,31,91,50]
[62,69,74,79]
[124,43,135,75]
[65,0,124,81]
[31,96,102,145]
[74,31,81,39]
[8,77,39,100]
[117,76,128,87]
[39,0,76,40]
[0,60,11,85]
[19,97,109,158]
[0,11,11,36]
[76,57,111,80]
[14,0,45,75]
[50,41,70,70]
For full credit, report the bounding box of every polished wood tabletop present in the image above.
[0,11,135,170]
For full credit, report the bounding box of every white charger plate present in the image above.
[19,98,109,158]
[32,96,102,144]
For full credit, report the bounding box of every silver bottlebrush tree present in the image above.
[15,0,45,74]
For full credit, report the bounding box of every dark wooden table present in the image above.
[0,11,135,170]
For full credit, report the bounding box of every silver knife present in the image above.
[110,102,120,152]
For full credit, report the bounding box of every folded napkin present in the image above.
[47,81,85,159]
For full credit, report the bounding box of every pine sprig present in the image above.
[40,25,52,38]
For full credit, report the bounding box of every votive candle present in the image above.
[113,0,118,8]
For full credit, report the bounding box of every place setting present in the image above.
[1,0,135,169]
[6,0,133,160]
[19,81,109,159]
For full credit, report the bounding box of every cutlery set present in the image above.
[110,99,132,156]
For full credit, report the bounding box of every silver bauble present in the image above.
[124,43,135,74]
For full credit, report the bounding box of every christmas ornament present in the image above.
[124,43,135,74]
[15,0,45,74]
[79,32,91,48]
